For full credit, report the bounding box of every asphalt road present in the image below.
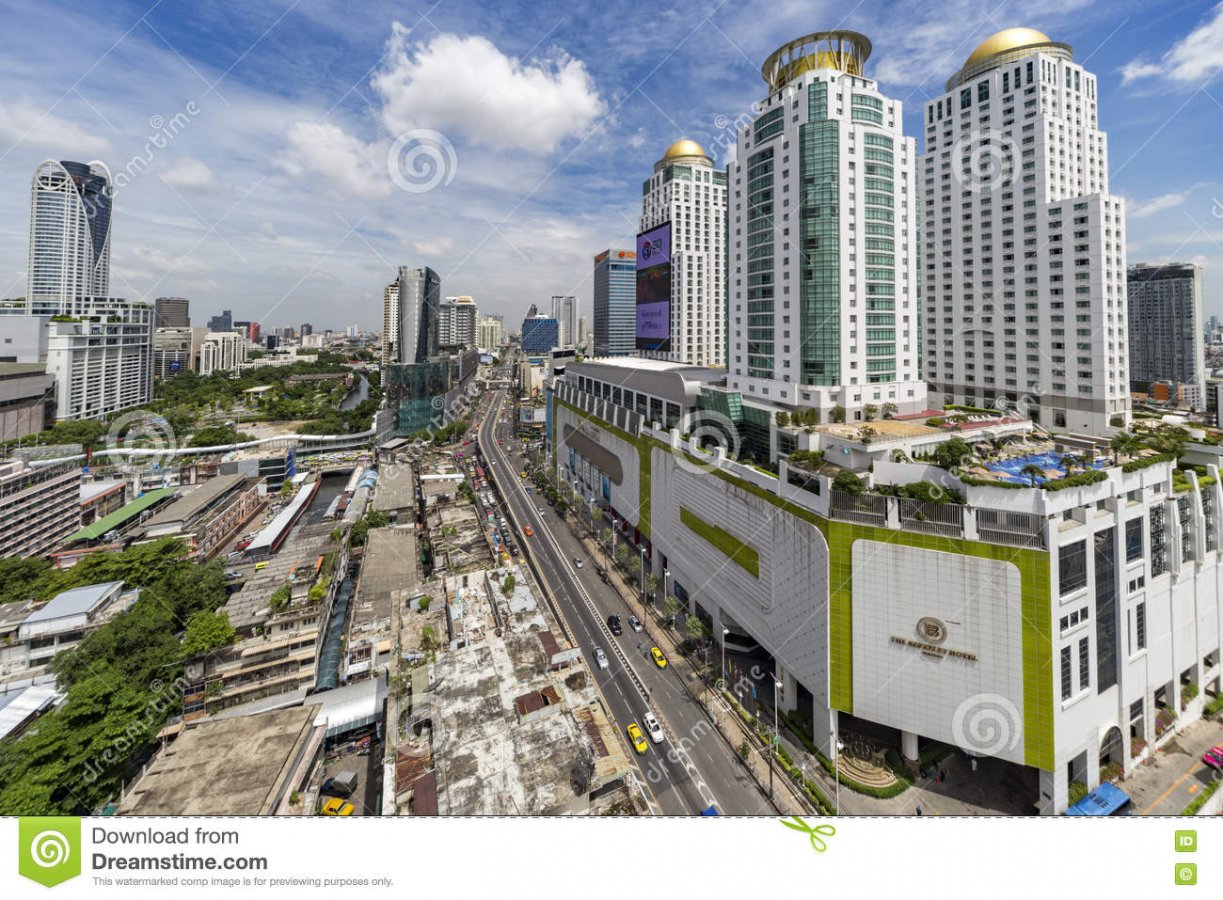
[477,386,773,815]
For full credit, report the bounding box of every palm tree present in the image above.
[1110,431,1140,462]
[644,572,659,605]
[1148,428,1187,458]
[1020,462,1045,487]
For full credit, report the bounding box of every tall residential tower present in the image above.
[641,140,727,367]
[1128,262,1205,409]
[921,27,1129,434]
[727,32,925,418]
[551,294,577,348]
[593,248,637,356]
[27,160,112,305]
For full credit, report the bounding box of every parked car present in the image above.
[608,614,623,636]
[320,797,354,816]
[642,711,664,744]
[628,615,643,633]
[592,646,609,670]
[1204,746,1223,771]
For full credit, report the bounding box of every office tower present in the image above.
[641,140,727,367]
[477,315,504,352]
[382,281,400,366]
[727,32,925,419]
[153,327,204,378]
[27,160,112,305]
[578,315,589,348]
[247,322,261,344]
[396,267,440,364]
[922,27,1129,433]
[208,309,233,333]
[521,316,558,353]
[525,303,539,319]
[551,295,578,348]
[154,297,190,328]
[345,325,359,339]
[198,332,248,376]
[1128,262,1205,409]
[593,248,637,356]
[300,323,313,337]
[439,295,479,349]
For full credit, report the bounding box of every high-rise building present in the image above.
[477,315,504,352]
[593,248,637,357]
[396,267,440,365]
[300,323,313,337]
[0,460,80,558]
[154,297,190,328]
[578,315,589,348]
[922,27,1129,434]
[1127,262,1205,410]
[208,309,233,333]
[198,332,248,376]
[551,295,578,348]
[439,296,479,350]
[641,140,727,367]
[727,32,925,419]
[27,160,112,304]
[521,316,558,354]
[382,281,400,367]
[154,326,205,379]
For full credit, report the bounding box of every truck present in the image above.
[322,770,359,797]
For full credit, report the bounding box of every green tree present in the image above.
[776,411,790,428]
[932,436,972,470]
[1020,463,1045,487]
[664,594,683,619]
[829,405,846,424]
[832,470,865,494]
[863,404,879,421]
[181,609,236,658]
[882,402,898,419]
[614,542,628,566]
[1110,431,1141,462]
[685,614,708,641]
[269,583,292,612]
[644,572,659,604]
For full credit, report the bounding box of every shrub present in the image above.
[1068,781,1089,806]
[1181,777,1221,816]
[832,470,864,495]
[1121,452,1177,473]
[1043,470,1109,492]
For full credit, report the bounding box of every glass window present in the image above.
[1135,602,1147,651]
[1061,646,1072,700]
[1059,539,1087,594]
[1125,518,1143,562]
[1078,637,1090,690]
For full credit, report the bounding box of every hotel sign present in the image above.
[890,617,978,661]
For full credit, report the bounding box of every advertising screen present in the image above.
[636,223,671,352]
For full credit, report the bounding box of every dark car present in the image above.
[608,614,623,636]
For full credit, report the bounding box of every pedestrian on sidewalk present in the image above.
[915,806,922,816]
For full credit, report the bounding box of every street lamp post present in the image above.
[639,546,647,613]
[721,626,729,689]
[770,676,781,803]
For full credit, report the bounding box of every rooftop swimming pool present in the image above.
[986,451,1107,485]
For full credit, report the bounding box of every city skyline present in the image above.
[0,1,1220,329]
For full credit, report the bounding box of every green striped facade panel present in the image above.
[679,506,760,577]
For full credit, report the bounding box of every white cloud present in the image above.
[160,157,215,188]
[413,236,454,256]
[1123,3,1223,84]
[259,222,278,241]
[1127,190,1191,218]
[372,25,605,154]
[0,100,112,156]
[129,246,210,275]
[281,121,391,199]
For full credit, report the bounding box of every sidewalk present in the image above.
[571,519,817,816]
[1123,713,1223,815]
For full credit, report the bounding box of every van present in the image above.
[254,561,269,571]
[322,770,359,797]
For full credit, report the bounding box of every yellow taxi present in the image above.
[626,722,648,755]
[320,797,355,816]
[650,647,668,669]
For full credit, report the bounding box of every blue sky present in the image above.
[0,0,1221,330]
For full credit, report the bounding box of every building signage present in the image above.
[890,618,977,661]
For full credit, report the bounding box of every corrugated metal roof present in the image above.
[0,683,64,741]
[63,488,175,543]
[21,581,124,625]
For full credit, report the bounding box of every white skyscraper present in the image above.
[922,27,1129,434]
[726,32,925,419]
[382,281,399,366]
[27,159,113,306]
[439,295,479,349]
[641,140,727,367]
[551,294,577,348]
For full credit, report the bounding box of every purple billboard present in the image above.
[636,223,671,352]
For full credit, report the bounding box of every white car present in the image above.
[592,647,609,670]
[642,711,664,744]
[574,557,583,568]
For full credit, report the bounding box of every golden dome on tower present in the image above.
[662,139,709,161]
[964,27,1053,66]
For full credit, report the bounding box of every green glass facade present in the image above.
[746,146,776,379]
[799,82,840,386]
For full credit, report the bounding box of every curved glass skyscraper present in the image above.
[27,159,113,307]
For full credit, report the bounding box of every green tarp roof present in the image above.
[64,487,176,544]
